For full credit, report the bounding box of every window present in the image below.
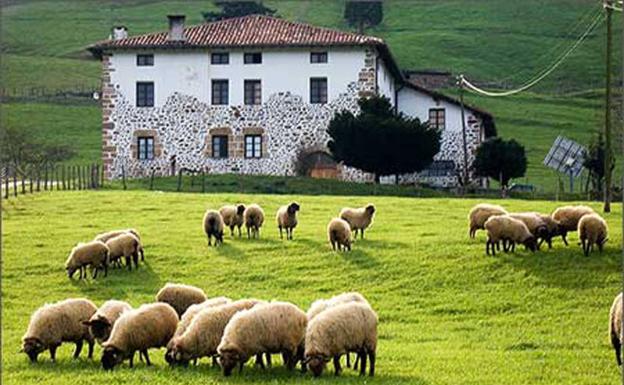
[137,136,154,160]
[244,80,262,105]
[136,54,154,66]
[136,82,154,107]
[244,52,262,64]
[310,52,328,63]
[211,80,229,105]
[245,135,262,158]
[211,52,229,64]
[310,77,328,104]
[212,135,229,158]
[428,108,446,130]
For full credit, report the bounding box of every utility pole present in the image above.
[458,75,470,189]
[604,0,613,213]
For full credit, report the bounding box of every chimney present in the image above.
[111,26,128,40]
[167,15,186,41]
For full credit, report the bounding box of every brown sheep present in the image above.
[468,203,507,239]
[578,213,608,256]
[276,202,300,240]
[219,204,246,237]
[327,218,352,251]
[244,204,265,239]
[552,205,596,245]
[339,204,375,239]
[484,215,537,256]
[106,233,141,270]
[83,300,132,344]
[203,209,224,246]
[610,292,623,366]
[94,229,144,261]
[22,298,97,362]
[155,283,208,318]
[65,241,109,280]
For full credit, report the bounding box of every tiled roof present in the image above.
[91,15,384,50]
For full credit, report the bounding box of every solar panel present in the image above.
[543,135,586,178]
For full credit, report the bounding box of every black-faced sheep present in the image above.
[537,214,563,248]
[484,215,537,256]
[244,204,265,239]
[105,233,141,270]
[203,209,225,246]
[101,302,178,369]
[552,205,596,245]
[276,202,300,240]
[468,203,507,239]
[219,204,246,237]
[94,229,144,261]
[22,298,97,363]
[578,213,608,256]
[328,218,352,251]
[155,283,208,318]
[609,292,623,366]
[305,302,378,377]
[167,299,263,367]
[65,241,109,280]
[508,212,549,250]
[307,292,370,369]
[339,204,375,239]
[217,301,307,376]
[83,300,132,344]
[164,296,231,365]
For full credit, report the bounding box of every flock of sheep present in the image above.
[468,203,608,256]
[21,285,378,377]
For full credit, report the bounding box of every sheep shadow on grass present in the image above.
[213,242,249,261]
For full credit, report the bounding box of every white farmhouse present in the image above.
[88,14,495,186]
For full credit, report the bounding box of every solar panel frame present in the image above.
[543,135,586,177]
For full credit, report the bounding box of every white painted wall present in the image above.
[376,58,395,104]
[397,86,472,132]
[109,47,366,107]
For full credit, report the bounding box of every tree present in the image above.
[202,1,276,22]
[473,138,527,193]
[344,1,383,33]
[327,96,441,182]
[583,133,614,199]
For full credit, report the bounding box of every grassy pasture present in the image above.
[1,190,621,384]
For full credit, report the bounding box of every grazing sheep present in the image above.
[167,299,263,367]
[328,218,352,251]
[83,300,132,344]
[276,202,300,240]
[203,209,225,246]
[21,298,97,363]
[508,212,549,250]
[220,204,246,237]
[468,203,507,239]
[164,296,231,364]
[94,229,144,261]
[106,233,141,271]
[217,301,307,376]
[339,204,375,239]
[244,204,265,239]
[101,302,178,370]
[610,292,623,366]
[305,302,378,377]
[537,214,562,249]
[484,215,537,256]
[155,283,208,318]
[65,241,109,280]
[307,292,369,369]
[578,213,608,256]
[552,205,596,245]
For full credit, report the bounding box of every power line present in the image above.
[461,11,604,97]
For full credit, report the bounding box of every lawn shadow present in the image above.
[214,242,248,260]
[67,261,165,297]
[339,248,379,269]
[354,238,411,249]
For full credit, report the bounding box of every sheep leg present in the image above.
[511,242,516,253]
[331,241,336,251]
[92,265,98,279]
[238,225,242,237]
[129,352,134,368]
[247,227,251,239]
[132,252,139,269]
[212,356,218,367]
[87,338,94,359]
[73,340,83,359]
[581,239,587,256]
[208,235,212,246]
[125,256,132,271]
[368,351,375,376]
[49,345,58,362]
[562,233,568,246]
[255,354,265,369]
[79,266,84,280]
[333,355,342,376]
[612,334,622,365]
[265,353,272,368]
[142,350,151,366]
[238,360,244,373]
[279,226,283,239]
[140,247,144,261]
[361,229,365,239]
[486,240,490,256]
[283,350,295,371]
[103,262,108,277]
[345,352,351,368]
[193,358,198,366]
[230,226,234,237]
[358,351,367,376]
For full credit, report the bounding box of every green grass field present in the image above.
[1,190,621,384]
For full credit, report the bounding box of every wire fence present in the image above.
[1,163,104,199]
[0,85,100,102]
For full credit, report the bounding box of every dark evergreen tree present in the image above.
[202,1,276,22]
[344,1,383,32]
[473,137,527,191]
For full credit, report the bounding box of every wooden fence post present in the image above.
[201,169,206,193]
[44,165,48,191]
[149,169,155,190]
[36,169,40,192]
[13,171,17,197]
[122,166,127,190]
[100,164,104,188]
[21,171,26,194]
[62,166,66,190]
[177,169,183,192]
[55,166,60,190]
[4,166,8,199]
[29,171,33,193]
[78,165,82,190]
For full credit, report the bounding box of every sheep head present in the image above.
[101,346,124,370]
[523,236,537,252]
[305,354,329,377]
[236,204,246,216]
[219,349,241,376]
[288,202,300,215]
[21,337,45,363]
[83,316,112,341]
[365,204,376,216]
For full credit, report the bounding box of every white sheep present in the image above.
[610,292,623,366]
[244,204,265,239]
[203,209,225,246]
[552,205,596,245]
[217,301,307,376]
[468,203,507,239]
[484,215,537,255]
[327,218,352,251]
[155,283,208,319]
[106,233,142,270]
[276,202,300,240]
[101,302,178,369]
[21,298,97,362]
[339,204,375,239]
[65,241,109,280]
[83,300,132,344]
[219,204,246,237]
[305,302,378,377]
[508,212,548,250]
[94,229,144,261]
[578,213,608,256]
